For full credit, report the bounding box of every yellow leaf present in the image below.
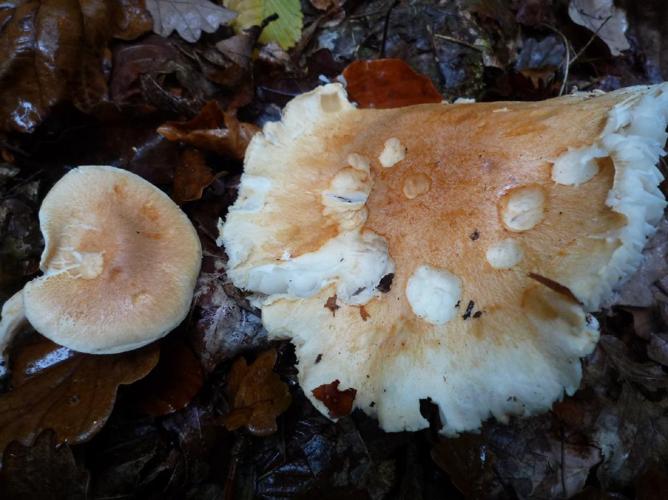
[225,0,303,50]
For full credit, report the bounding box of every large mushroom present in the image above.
[0,165,202,355]
[221,83,668,435]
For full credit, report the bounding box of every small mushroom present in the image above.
[221,83,668,435]
[0,166,202,355]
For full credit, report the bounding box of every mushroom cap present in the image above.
[23,166,202,354]
[222,83,668,434]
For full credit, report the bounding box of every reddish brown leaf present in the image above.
[157,101,259,159]
[0,430,89,497]
[172,149,216,204]
[312,379,356,418]
[0,332,159,455]
[324,295,340,316]
[129,335,203,417]
[224,349,291,436]
[342,59,443,109]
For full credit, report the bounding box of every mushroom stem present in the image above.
[0,290,27,370]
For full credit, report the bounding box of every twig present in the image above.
[379,0,398,58]
[570,15,613,66]
[433,34,483,52]
[540,24,571,96]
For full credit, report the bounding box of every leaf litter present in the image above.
[1,0,668,498]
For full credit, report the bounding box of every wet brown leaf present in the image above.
[172,148,216,204]
[129,335,203,417]
[342,59,443,109]
[599,335,668,391]
[158,101,260,159]
[224,349,291,436]
[312,379,356,418]
[0,430,89,498]
[0,0,152,133]
[0,332,159,455]
[146,0,236,43]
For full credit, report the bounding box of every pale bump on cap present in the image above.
[222,83,668,435]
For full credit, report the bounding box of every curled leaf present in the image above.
[146,0,237,43]
[224,349,291,436]
[0,332,159,455]
[311,379,356,418]
[568,0,631,56]
[342,59,443,109]
[173,149,216,204]
[158,101,260,159]
[129,335,203,417]
[0,430,89,498]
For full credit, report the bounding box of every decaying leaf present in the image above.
[191,267,267,373]
[129,335,203,417]
[0,430,89,498]
[0,332,159,455]
[224,349,291,436]
[172,149,217,204]
[158,101,259,159]
[146,0,237,43]
[599,335,668,391]
[0,0,151,133]
[342,59,443,109]
[569,0,631,56]
[311,379,356,418]
[225,0,304,50]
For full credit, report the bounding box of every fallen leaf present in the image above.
[172,149,216,204]
[599,335,668,391]
[191,267,267,373]
[515,35,566,87]
[311,379,356,418]
[146,0,237,43]
[225,0,304,50]
[224,349,291,436]
[594,384,668,488]
[569,0,631,56]
[0,430,89,498]
[0,332,159,455]
[158,101,260,159]
[648,333,668,366]
[342,59,443,109]
[0,0,152,133]
[309,0,343,11]
[129,335,203,416]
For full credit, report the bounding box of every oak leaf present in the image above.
[172,148,217,204]
[157,101,259,159]
[224,349,291,436]
[146,0,236,43]
[0,332,159,455]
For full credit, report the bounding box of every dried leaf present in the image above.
[224,349,291,436]
[191,268,267,373]
[129,335,203,417]
[0,332,159,455]
[146,0,237,43]
[309,0,343,11]
[569,0,631,56]
[0,430,89,498]
[172,149,216,204]
[599,335,668,391]
[158,101,259,159]
[342,59,443,109]
[226,0,303,50]
[647,333,668,366]
[0,0,151,133]
[595,384,668,488]
[312,380,356,418]
[515,35,565,87]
